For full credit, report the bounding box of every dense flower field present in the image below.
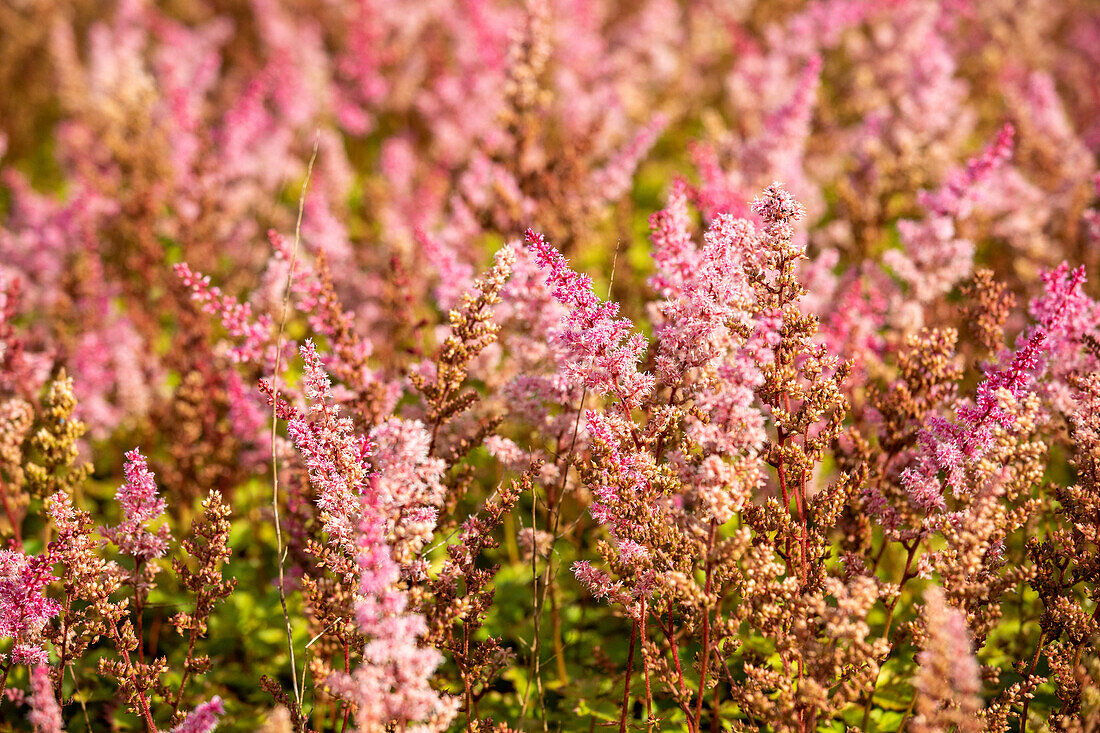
[2,0,1100,730]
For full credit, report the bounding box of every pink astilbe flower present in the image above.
[330,505,458,732]
[911,587,983,732]
[0,550,59,665]
[652,213,757,383]
[339,488,452,729]
[494,246,580,436]
[648,179,697,297]
[1031,262,1098,356]
[571,560,629,605]
[174,262,273,364]
[169,695,224,733]
[525,229,654,408]
[884,124,1015,305]
[902,338,1040,512]
[588,112,668,205]
[26,665,64,733]
[901,264,1088,512]
[280,340,373,552]
[582,409,663,551]
[643,189,790,533]
[918,124,1015,218]
[693,47,824,221]
[646,193,769,464]
[1029,262,1100,412]
[751,182,808,243]
[280,341,456,731]
[102,448,170,561]
[368,418,446,558]
[684,354,768,456]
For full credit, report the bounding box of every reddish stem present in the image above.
[657,611,696,733]
[341,638,352,732]
[661,609,687,697]
[619,620,638,733]
[640,601,653,729]
[120,644,158,732]
[793,477,808,585]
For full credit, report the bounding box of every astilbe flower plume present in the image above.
[169,696,223,733]
[910,587,983,733]
[647,179,696,297]
[23,374,91,500]
[884,124,1016,309]
[103,448,170,561]
[329,504,458,733]
[1029,261,1100,410]
[169,490,236,725]
[651,209,756,385]
[174,262,273,365]
[525,229,654,409]
[647,190,769,512]
[26,664,63,733]
[278,340,373,552]
[4,1,1100,728]
[561,184,873,733]
[408,242,515,457]
[901,263,1088,513]
[279,341,457,732]
[367,418,445,564]
[0,550,59,665]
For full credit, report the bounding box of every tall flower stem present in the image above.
[1019,631,1047,732]
[269,138,319,715]
[619,619,638,733]
[640,600,653,730]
